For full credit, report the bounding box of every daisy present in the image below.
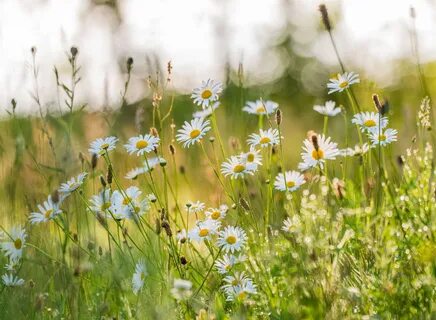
[222,272,251,290]
[4,259,19,272]
[132,260,147,295]
[89,189,112,214]
[298,134,339,170]
[205,206,228,221]
[110,186,149,219]
[221,156,255,179]
[176,118,211,148]
[176,229,188,244]
[125,167,146,180]
[88,136,118,157]
[239,146,262,171]
[313,100,341,117]
[1,226,26,262]
[29,195,62,224]
[2,274,25,287]
[351,112,388,132]
[247,128,280,148]
[188,219,221,242]
[143,156,166,171]
[124,134,160,156]
[215,254,245,274]
[59,172,88,195]
[185,201,205,214]
[193,102,220,119]
[217,226,247,253]
[327,72,360,94]
[274,171,305,192]
[282,216,302,233]
[222,279,257,302]
[242,99,278,116]
[339,143,370,157]
[368,128,398,147]
[171,279,193,301]
[191,79,223,109]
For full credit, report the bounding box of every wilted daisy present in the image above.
[282,215,302,233]
[132,260,147,295]
[191,79,222,109]
[88,136,118,157]
[110,186,149,219]
[170,279,193,301]
[89,189,111,214]
[29,195,62,224]
[339,143,370,157]
[176,118,211,148]
[243,99,278,116]
[217,226,247,253]
[298,134,339,170]
[368,128,398,147]
[1,226,27,262]
[221,156,255,179]
[247,128,280,148]
[185,201,205,214]
[313,100,341,117]
[2,274,25,287]
[215,254,245,274]
[124,134,160,156]
[327,72,360,94]
[352,112,388,132]
[274,171,305,192]
[188,219,221,242]
[205,206,228,221]
[239,146,262,171]
[193,101,220,119]
[59,172,88,194]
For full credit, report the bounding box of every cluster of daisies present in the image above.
[0,226,27,287]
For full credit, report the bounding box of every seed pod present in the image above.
[70,46,78,57]
[107,165,113,184]
[239,197,250,211]
[91,153,98,170]
[275,109,282,126]
[100,175,107,188]
[319,4,331,31]
[150,127,159,137]
[169,144,176,155]
[127,57,134,71]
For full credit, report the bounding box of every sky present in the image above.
[0,0,435,114]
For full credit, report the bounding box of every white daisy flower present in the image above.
[125,167,146,180]
[89,189,112,214]
[351,112,388,132]
[185,201,205,214]
[88,136,118,157]
[282,215,302,233]
[2,274,25,287]
[215,254,245,274]
[222,278,257,302]
[193,102,220,119]
[239,146,262,171]
[170,279,193,301]
[242,99,278,116]
[327,72,360,94]
[1,226,27,262]
[298,134,339,170]
[4,259,19,272]
[110,186,150,219]
[313,100,341,117]
[339,143,370,157]
[124,134,160,156]
[176,229,188,244]
[132,260,147,295]
[188,219,221,242]
[274,171,305,192]
[59,172,88,195]
[125,157,164,180]
[176,118,211,148]
[143,156,165,171]
[29,195,62,224]
[205,206,228,221]
[221,156,255,179]
[217,226,247,253]
[191,79,223,109]
[247,128,280,148]
[368,128,398,147]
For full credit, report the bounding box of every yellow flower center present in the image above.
[190,129,201,139]
[286,180,295,188]
[14,239,22,250]
[339,81,349,88]
[225,264,231,271]
[136,140,148,149]
[226,235,237,244]
[123,197,132,205]
[379,134,386,141]
[101,143,110,149]
[233,164,245,173]
[256,106,266,113]
[247,153,255,162]
[101,202,111,211]
[44,209,53,219]
[259,136,271,144]
[211,211,221,220]
[199,229,209,237]
[237,291,247,300]
[232,279,239,286]
[312,149,324,160]
[363,119,376,127]
[201,89,212,99]
[140,272,146,280]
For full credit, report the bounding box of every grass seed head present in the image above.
[319,4,331,31]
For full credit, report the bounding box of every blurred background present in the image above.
[0,0,435,113]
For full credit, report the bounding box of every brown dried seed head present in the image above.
[275,109,282,125]
[91,153,98,170]
[107,165,113,184]
[319,4,331,31]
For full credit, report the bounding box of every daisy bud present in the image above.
[180,256,188,265]
[107,165,113,184]
[127,57,133,71]
[70,46,78,57]
[265,179,270,185]
[148,194,157,203]
[231,203,237,210]
[185,202,192,208]
[275,109,282,126]
[91,153,98,170]
[239,197,250,211]
[319,4,331,31]
[209,136,215,143]
[51,190,60,204]
[169,144,176,155]
[159,159,167,167]
[99,175,107,188]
